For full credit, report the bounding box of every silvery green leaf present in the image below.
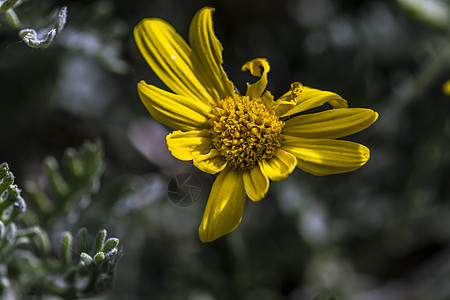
[93,229,106,253]
[0,221,4,239]
[102,238,119,253]
[104,248,118,259]
[65,148,84,179]
[80,252,94,265]
[8,196,26,222]
[60,231,72,266]
[78,252,94,276]
[16,226,39,238]
[77,227,88,254]
[44,156,69,197]
[397,0,450,28]
[93,252,105,264]
[18,6,68,48]
[0,0,21,12]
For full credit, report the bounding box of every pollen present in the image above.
[208,94,284,170]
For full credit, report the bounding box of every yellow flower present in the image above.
[443,80,450,96]
[134,7,378,242]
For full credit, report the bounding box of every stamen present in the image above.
[208,95,284,170]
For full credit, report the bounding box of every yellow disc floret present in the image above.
[208,94,284,170]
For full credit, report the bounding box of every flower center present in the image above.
[208,95,284,170]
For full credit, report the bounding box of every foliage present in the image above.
[0,141,121,299]
[396,0,450,29]
[24,140,103,229]
[0,0,66,48]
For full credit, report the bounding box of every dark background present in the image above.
[1,0,450,299]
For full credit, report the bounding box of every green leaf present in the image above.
[78,252,94,276]
[65,148,84,179]
[93,252,105,264]
[5,8,21,28]
[105,248,118,259]
[80,252,94,265]
[102,238,119,253]
[77,227,88,254]
[45,156,70,197]
[60,231,73,266]
[93,229,107,254]
[0,163,14,191]
[5,223,17,247]
[0,0,20,12]
[8,196,26,223]
[18,6,68,49]
[36,229,51,258]
[397,0,450,29]
[24,181,53,214]
[25,140,104,228]
[0,221,4,239]
[16,226,39,238]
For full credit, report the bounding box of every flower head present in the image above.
[134,7,378,242]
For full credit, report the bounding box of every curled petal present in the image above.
[242,58,270,99]
[138,81,212,131]
[261,149,297,181]
[243,163,269,202]
[193,149,228,174]
[283,108,379,139]
[279,82,304,105]
[166,130,212,161]
[199,168,246,242]
[189,7,235,99]
[282,138,370,176]
[275,86,348,117]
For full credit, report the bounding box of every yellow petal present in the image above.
[276,86,348,117]
[243,163,269,202]
[283,108,379,139]
[189,7,235,100]
[138,81,212,131]
[443,79,450,95]
[193,149,228,174]
[261,90,275,109]
[242,58,270,99]
[134,18,216,104]
[199,168,246,242]
[166,130,212,161]
[261,149,297,181]
[282,138,370,176]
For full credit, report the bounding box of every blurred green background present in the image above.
[2,0,450,299]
